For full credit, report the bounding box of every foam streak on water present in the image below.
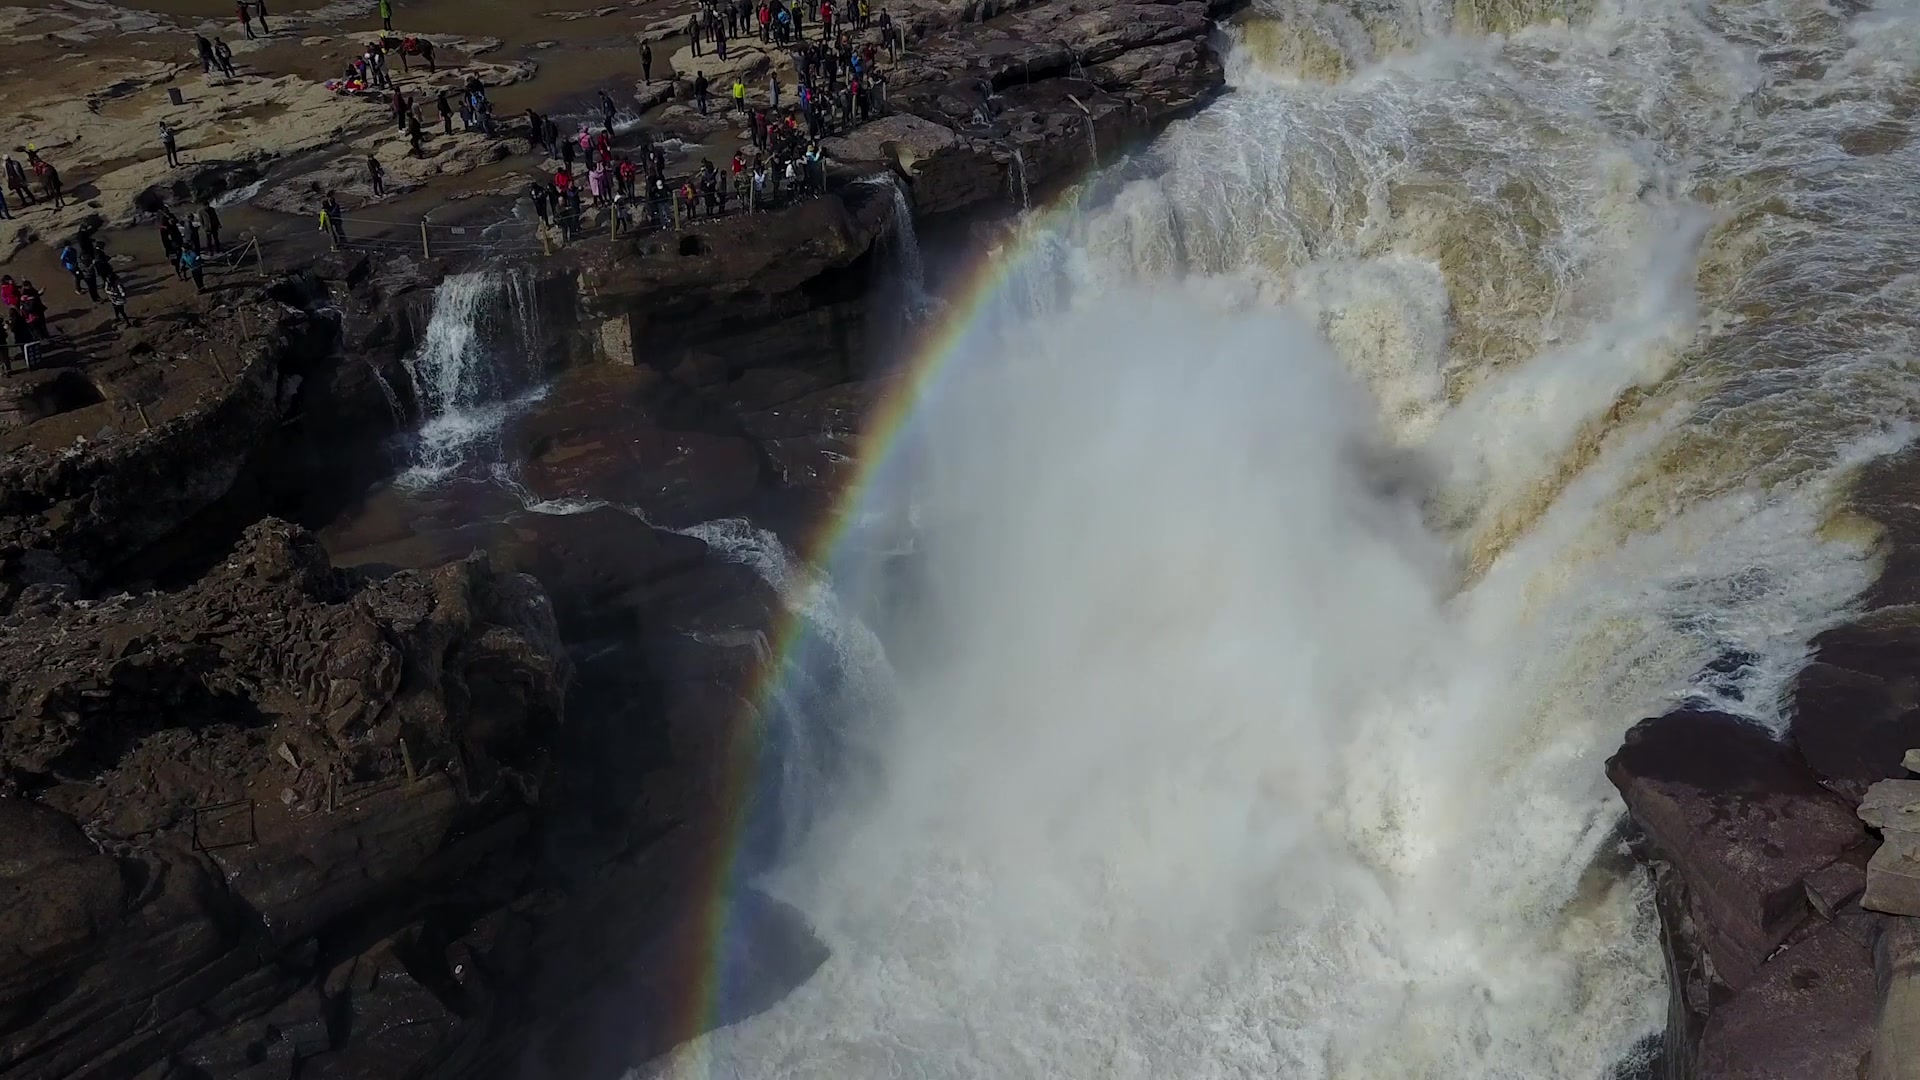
[647,0,1920,1073]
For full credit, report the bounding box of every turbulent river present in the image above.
[632,0,1920,1075]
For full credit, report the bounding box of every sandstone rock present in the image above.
[1906,748,1920,774]
[489,505,711,634]
[581,186,894,383]
[1697,923,1875,1079]
[1869,917,1920,1080]
[1609,709,1866,988]
[1808,855,1871,920]
[1861,779,1920,833]
[821,113,1002,216]
[1863,831,1920,916]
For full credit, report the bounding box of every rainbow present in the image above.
[660,193,1082,1070]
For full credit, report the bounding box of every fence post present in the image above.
[420,219,431,259]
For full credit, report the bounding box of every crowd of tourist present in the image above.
[0,0,921,376]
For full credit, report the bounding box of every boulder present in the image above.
[822,114,1002,216]
[1863,831,1920,916]
[1608,709,1866,988]
[1860,779,1920,833]
[1696,923,1876,1079]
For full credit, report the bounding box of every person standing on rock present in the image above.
[18,281,46,342]
[182,247,205,292]
[237,0,255,39]
[407,111,425,157]
[256,0,271,31]
[714,17,729,60]
[600,89,618,132]
[437,90,453,136]
[560,135,576,176]
[197,34,216,74]
[159,122,181,168]
[365,152,386,197]
[686,11,703,56]
[40,162,63,209]
[694,70,711,115]
[158,216,181,275]
[319,192,345,246]
[380,0,395,31]
[59,242,85,297]
[4,156,31,208]
[202,202,223,252]
[391,87,407,132]
[185,214,202,255]
[106,275,129,326]
[215,37,237,78]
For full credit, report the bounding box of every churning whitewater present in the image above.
[401,270,549,483]
[648,0,1920,1074]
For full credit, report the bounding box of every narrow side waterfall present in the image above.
[1009,149,1031,211]
[640,0,1920,1073]
[863,175,927,305]
[401,270,547,484]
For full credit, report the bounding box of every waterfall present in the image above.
[647,0,1920,1074]
[1008,149,1030,211]
[400,270,546,484]
[862,174,929,308]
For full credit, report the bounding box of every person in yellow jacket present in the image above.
[732,77,746,110]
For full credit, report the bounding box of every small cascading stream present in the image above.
[400,270,547,484]
[861,174,929,310]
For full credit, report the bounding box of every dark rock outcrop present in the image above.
[0,300,286,596]
[583,184,897,383]
[1609,709,1866,990]
[0,520,568,1080]
[820,0,1236,216]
